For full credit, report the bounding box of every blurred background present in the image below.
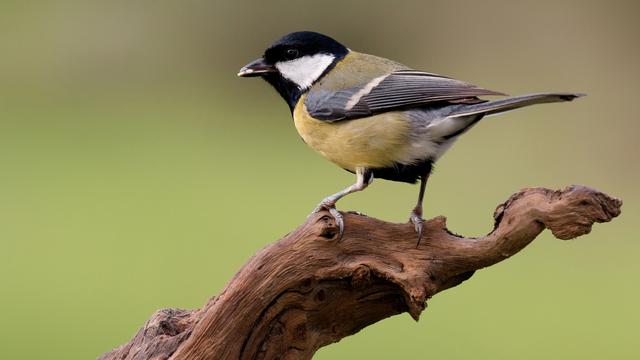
[1,0,638,358]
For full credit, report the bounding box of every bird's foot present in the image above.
[409,209,424,246]
[310,200,344,240]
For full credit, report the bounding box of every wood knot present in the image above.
[314,289,326,303]
[351,265,372,289]
[147,308,194,338]
[299,278,314,293]
[316,214,340,240]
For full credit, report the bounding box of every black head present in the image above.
[261,31,349,66]
[238,31,349,110]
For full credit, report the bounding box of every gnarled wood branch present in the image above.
[99,185,621,360]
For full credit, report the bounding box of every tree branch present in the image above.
[99,185,621,360]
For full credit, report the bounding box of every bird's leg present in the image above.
[310,167,372,239]
[410,172,430,245]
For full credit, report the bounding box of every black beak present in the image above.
[237,57,276,77]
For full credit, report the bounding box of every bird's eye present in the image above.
[284,48,299,60]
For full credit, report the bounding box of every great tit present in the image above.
[238,31,583,242]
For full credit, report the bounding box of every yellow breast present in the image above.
[293,95,413,171]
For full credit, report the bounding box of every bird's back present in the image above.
[310,51,408,92]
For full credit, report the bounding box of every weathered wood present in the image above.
[99,185,621,360]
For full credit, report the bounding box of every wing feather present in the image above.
[306,70,505,121]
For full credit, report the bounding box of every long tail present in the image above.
[448,92,585,118]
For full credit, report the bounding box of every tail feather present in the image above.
[448,92,585,118]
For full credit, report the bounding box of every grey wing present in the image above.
[305,70,505,122]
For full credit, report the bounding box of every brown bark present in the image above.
[99,185,621,360]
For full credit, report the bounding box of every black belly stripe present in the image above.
[344,159,434,184]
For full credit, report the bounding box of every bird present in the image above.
[238,31,583,242]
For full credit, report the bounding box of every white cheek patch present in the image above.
[275,54,335,90]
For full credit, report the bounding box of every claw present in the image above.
[328,206,344,240]
[410,211,424,246]
[309,201,344,240]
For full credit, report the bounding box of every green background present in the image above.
[1,0,638,358]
